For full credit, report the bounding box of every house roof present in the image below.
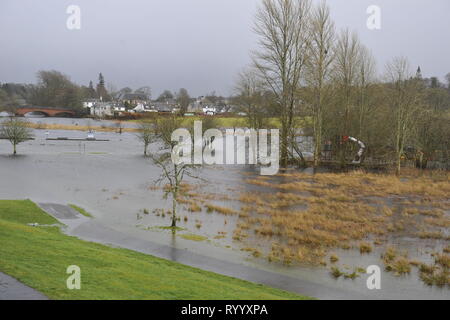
[122,93,149,101]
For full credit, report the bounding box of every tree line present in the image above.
[0,70,215,115]
[233,0,450,174]
[0,71,111,112]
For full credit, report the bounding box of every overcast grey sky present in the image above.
[0,0,449,97]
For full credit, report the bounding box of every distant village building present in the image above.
[83,101,126,117]
[153,101,178,113]
[203,106,216,115]
[82,99,101,109]
[188,96,209,113]
[187,96,229,114]
[132,103,157,113]
[88,102,114,117]
[121,93,150,106]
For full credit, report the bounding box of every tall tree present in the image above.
[88,81,96,98]
[31,70,82,110]
[176,88,191,115]
[333,29,362,135]
[253,0,311,167]
[96,73,109,101]
[151,116,191,228]
[356,45,377,140]
[445,73,450,91]
[305,0,335,166]
[385,57,424,175]
[234,68,268,130]
[136,120,155,156]
[157,90,174,102]
[0,88,18,112]
[331,29,362,163]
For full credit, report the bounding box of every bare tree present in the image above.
[333,29,362,134]
[176,88,191,115]
[305,0,335,166]
[0,88,18,113]
[356,45,377,139]
[136,120,155,156]
[234,68,268,130]
[445,73,450,90]
[0,117,34,155]
[151,117,192,228]
[107,83,119,101]
[332,29,362,163]
[150,116,219,228]
[253,0,311,167]
[385,57,424,175]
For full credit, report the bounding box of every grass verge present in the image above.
[68,204,93,218]
[0,200,310,300]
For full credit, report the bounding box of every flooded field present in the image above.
[0,118,448,299]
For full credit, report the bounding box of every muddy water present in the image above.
[0,122,448,300]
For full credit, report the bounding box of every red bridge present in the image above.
[15,107,76,117]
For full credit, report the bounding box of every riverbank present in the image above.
[0,200,310,300]
[24,115,311,132]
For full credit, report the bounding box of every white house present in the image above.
[89,102,114,117]
[132,103,157,113]
[202,106,216,115]
[82,99,100,109]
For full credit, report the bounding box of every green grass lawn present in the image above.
[0,200,311,300]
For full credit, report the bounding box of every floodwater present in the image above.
[0,272,48,300]
[0,117,448,300]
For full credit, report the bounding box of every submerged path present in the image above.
[0,272,48,300]
[38,203,368,300]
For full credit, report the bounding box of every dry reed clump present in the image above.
[330,266,343,278]
[424,217,450,228]
[204,203,237,215]
[381,246,412,276]
[247,171,450,200]
[244,197,386,263]
[188,203,202,212]
[235,170,449,265]
[419,253,450,287]
[232,227,248,241]
[329,254,339,263]
[329,266,363,280]
[434,253,450,269]
[359,242,373,254]
[214,231,227,239]
[177,182,233,204]
[417,231,446,240]
[241,247,262,258]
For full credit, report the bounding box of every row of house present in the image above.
[83,95,236,117]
